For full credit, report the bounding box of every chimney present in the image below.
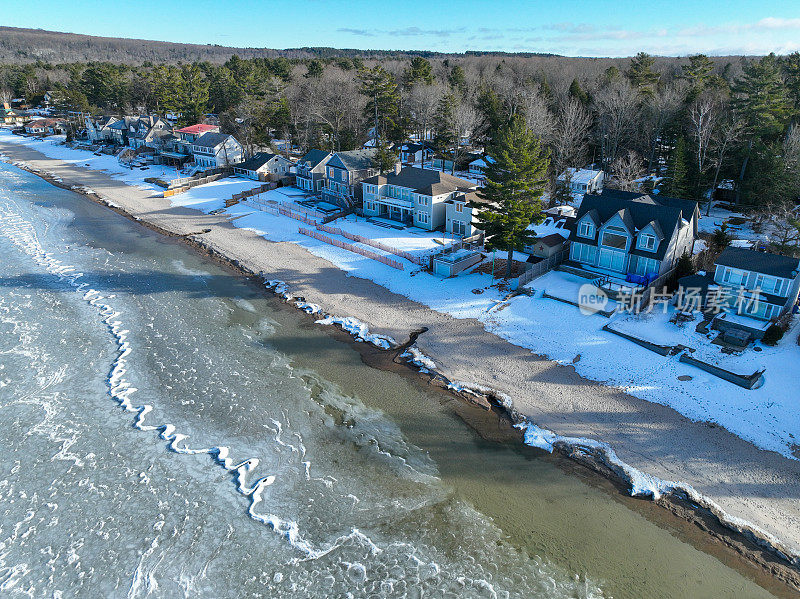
[394,161,402,176]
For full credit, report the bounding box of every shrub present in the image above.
[762,324,784,346]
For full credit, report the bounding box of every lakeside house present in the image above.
[567,189,698,279]
[361,165,478,232]
[678,248,800,339]
[321,149,379,207]
[232,152,293,181]
[524,206,576,260]
[295,149,333,193]
[558,168,605,195]
[189,132,243,168]
[24,118,65,136]
[2,103,24,126]
[85,115,120,144]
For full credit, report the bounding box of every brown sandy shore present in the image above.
[3,140,800,584]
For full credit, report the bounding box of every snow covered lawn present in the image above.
[169,179,264,213]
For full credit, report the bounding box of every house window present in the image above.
[453,220,467,236]
[601,226,628,250]
[571,242,596,263]
[417,211,429,224]
[455,202,464,213]
[722,267,747,286]
[639,233,656,251]
[578,220,594,238]
[755,274,781,295]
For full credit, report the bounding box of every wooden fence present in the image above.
[299,228,405,270]
[225,183,275,208]
[245,202,319,226]
[511,244,571,290]
[315,223,423,265]
[163,172,229,197]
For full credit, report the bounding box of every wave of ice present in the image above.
[0,201,383,562]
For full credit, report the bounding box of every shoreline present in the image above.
[3,141,800,591]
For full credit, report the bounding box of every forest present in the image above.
[2,38,800,244]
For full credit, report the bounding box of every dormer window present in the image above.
[601,225,628,250]
[639,233,656,251]
[578,220,595,238]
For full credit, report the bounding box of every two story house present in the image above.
[321,149,379,207]
[567,190,698,279]
[295,149,333,193]
[232,152,293,181]
[174,123,220,156]
[361,165,478,232]
[85,115,120,143]
[713,247,800,321]
[190,132,244,168]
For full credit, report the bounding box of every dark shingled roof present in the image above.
[192,132,233,148]
[537,233,566,247]
[328,149,378,171]
[237,152,279,171]
[299,149,332,168]
[716,247,800,279]
[362,166,476,196]
[570,190,696,261]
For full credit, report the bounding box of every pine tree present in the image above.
[664,136,690,198]
[359,65,400,146]
[304,60,324,79]
[627,52,660,96]
[372,140,398,174]
[568,78,589,106]
[733,54,792,141]
[177,64,209,125]
[682,54,715,98]
[471,115,550,279]
[403,56,434,88]
[448,65,466,94]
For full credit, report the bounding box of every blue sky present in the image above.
[4,0,800,56]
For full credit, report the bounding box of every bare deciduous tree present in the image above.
[593,79,639,171]
[551,97,591,176]
[609,150,646,191]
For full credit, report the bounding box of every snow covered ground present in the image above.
[4,129,800,459]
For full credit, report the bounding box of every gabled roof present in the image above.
[716,247,800,280]
[328,149,378,171]
[192,132,234,148]
[175,123,218,135]
[299,149,333,169]
[570,189,696,261]
[237,152,282,171]
[469,156,496,168]
[362,166,476,196]
[558,167,603,185]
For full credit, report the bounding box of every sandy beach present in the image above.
[3,139,800,573]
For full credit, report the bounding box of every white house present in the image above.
[399,142,433,164]
[468,156,496,178]
[361,165,477,231]
[190,132,244,168]
[232,152,293,180]
[558,168,605,194]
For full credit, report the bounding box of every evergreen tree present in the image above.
[432,91,457,159]
[304,60,324,79]
[664,136,690,198]
[568,78,589,106]
[550,170,574,206]
[682,54,715,97]
[403,56,434,88]
[782,52,800,117]
[733,54,792,141]
[359,65,400,146]
[627,52,660,96]
[448,65,467,94]
[177,64,209,125]
[471,115,550,279]
[475,85,505,145]
[372,140,398,174]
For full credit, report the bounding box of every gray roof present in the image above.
[362,166,476,196]
[299,149,332,169]
[237,152,280,171]
[329,149,378,171]
[193,132,234,148]
[716,247,800,279]
[571,190,696,261]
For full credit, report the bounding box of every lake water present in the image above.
[0,161,783,598]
